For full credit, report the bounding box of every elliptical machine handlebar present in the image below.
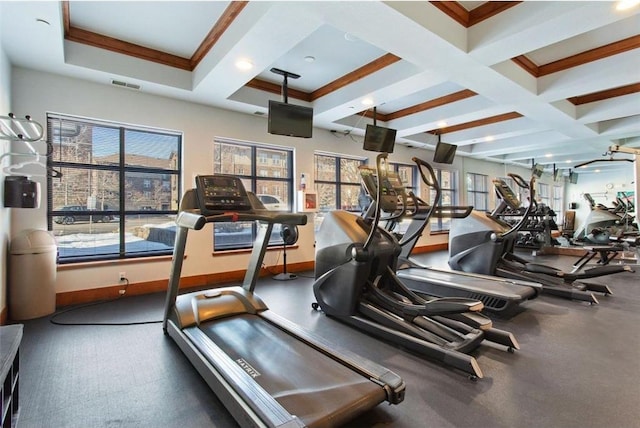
[412,156,440,194]
[500,174,537,239]
[508,173,530,190]
[363,153,391,251]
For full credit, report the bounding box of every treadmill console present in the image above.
[195,175,253,214]
[493,179,521,210]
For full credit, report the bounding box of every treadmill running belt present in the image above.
[198,314,386,427]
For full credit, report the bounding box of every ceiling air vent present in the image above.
[111,79,141,90]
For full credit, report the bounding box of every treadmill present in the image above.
[163,175,405,428]
[359,158,541,317]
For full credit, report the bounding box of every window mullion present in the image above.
[118,127,126,257]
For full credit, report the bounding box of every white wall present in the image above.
[0,7,13,317]
[10,67,633,297]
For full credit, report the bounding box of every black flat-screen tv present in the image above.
[363,124,397,153]
[268,100,313,138]
[532,163,544,178]
[433,141,457,164]
[569,171,578,184]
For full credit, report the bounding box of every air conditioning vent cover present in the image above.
[111,79,141,90]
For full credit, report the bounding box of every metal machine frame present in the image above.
[163,176,405,428]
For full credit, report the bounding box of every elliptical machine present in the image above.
[449,173,632,304]
[574,193,638,245]
[357,157,541,317]
[312,152,518,380]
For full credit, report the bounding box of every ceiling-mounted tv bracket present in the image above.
[271,68,300,104]
[372,106,378,127]
[609,144,640,156]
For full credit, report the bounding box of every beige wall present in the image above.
[10,67,449,295]
[9,66,620,300]
[1,10,12,317]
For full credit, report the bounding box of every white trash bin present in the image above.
[9,229,57,320]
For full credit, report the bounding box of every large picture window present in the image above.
[537,182,550,207]
[314,153,365,230]
[213,139,293,251]
[47,114,181,263]
[467,172,488,212]
[552,184,564,222]
[427,169,458,232]
[387,163,418,235]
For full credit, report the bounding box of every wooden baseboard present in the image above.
[11,243,446,313]
[411,243,448,254]
[56,260,315,307]
[541,246,586,257]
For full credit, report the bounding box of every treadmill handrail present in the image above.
[176,209,307,229]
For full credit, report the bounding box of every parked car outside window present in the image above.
[257,194,286,211]
[53,205,113,224]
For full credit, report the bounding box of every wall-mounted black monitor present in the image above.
[363,124,397,153]
[532,163,544,178]
[433,141,457,164]
[267,100,313,138]
[569,171,578,184]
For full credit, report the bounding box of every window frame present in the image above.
[537,182,551,207]
[313,152,366,230]
[428,168,458,233]
[552,184,564,222]
[212,138,294,252]
[47,113,182,264]
[466,172,489,212]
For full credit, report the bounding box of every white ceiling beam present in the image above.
[468,2,638,65]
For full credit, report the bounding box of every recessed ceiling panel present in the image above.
[525,15,639,65]
[376,82,468,115]
[255,24,387,92]
[69,1,228,58]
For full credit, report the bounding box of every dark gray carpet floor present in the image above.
[13,250,640,428]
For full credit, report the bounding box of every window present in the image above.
[537,183,550,207]
[47,114,181,263]
[213,139,293,251]
[314,153,365,230]
[552,184,563,222]
[387,163,418,235]
[428,169,458,232]
[391,163,417,192]
[467,172,488,212]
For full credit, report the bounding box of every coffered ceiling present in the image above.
[2,1,639,176]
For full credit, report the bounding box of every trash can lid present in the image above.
[10,229,57,254]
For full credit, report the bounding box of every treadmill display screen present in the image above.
[195,175,252,213]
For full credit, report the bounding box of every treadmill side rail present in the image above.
[260,310,406,405]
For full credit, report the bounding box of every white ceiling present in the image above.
[1,1,639,176]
